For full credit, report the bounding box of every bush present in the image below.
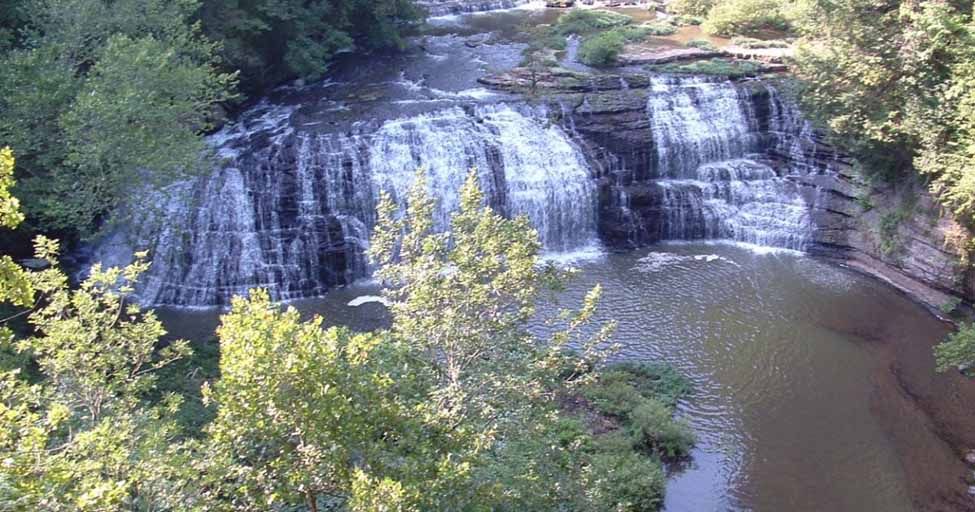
[672,14,705,25]
[601,362,692,407]
[730,36,790,48]
[935,322,975,373]
[651,58,763,77]
[628,398,695,459]
[555,9,632,35]
[686,38,717,50]
[578,31,626,66]
[642,21,679,35]
[584,377,645,416]
[588,451,666,512]
[666,0,716,17]
[612,25,654,42]
[702,0,789,36]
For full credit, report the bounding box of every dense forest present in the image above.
[2,0,975,509]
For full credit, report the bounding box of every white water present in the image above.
[645,76,819,251]
[113,104,599,306]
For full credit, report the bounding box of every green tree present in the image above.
[198,0,423,94]
[0,148,194,510]
[204,290,420,511]
[701,0,789,36]
[0,0,236,237]
[792,0,975,224]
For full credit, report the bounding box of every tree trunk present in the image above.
[306,490,319,512]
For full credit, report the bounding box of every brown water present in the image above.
[159,242,971,511]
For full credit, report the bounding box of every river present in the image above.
[159,241,971,511]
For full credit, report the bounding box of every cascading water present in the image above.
[644,76,818,250]
[114,104,598,306]
[93,71,838,307]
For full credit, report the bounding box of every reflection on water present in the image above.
[160,242,957,511]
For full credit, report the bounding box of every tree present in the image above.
[792,0,975,224]
[204,170,619,510]
[198,0,423,94]
[0,148,194,510]
[203,290,419,511]
[0,0,236,237]
[701,0,789,36]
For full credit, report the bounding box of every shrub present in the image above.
[627,398,695,459]
[686,38,717,50]
[666,0,716,17]
[612,24,654,42]
[588,451,666,512]
[702,0,789,36]
[935,322,975,373]
[642,21,679,35]
[601,362,692,407]
[555,9,632,35]
[651,58,762,77]
[730,36,790,48]
[584,377,645,416]
[578,31,626,66]
[672,14,705,25]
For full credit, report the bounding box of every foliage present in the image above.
[579,31,626,66]
[0,251,194,510]
[687,38,717,50]
[667,0,717,17]
[0,0,236,237]
[628,398,695,459]
[730,36,790,48]
[198,0,423,94]
[584,363,694,461]
[792,0,975,227]
[702,0,790,36]
[935,323,975,373]
[877,197,915,256]
[554,9,633,36]
[586,450,666,512]
[204,290,419,510]
[650,58,763,77]
[671,14,705,26]
[641,21,679,36]
[940,296,962,315]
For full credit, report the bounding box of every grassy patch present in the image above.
[583,362,694,461]
[671,14,705,26]
[554,9,633,36]
[641,21,679,36]
[649,58,763,78]
[730,36,790,48]
[686,38,718,50]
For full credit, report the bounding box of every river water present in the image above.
[160,242,963,511]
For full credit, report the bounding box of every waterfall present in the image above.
[117,104,598,306]
[645,76,817,251]
[93,73,835,307]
